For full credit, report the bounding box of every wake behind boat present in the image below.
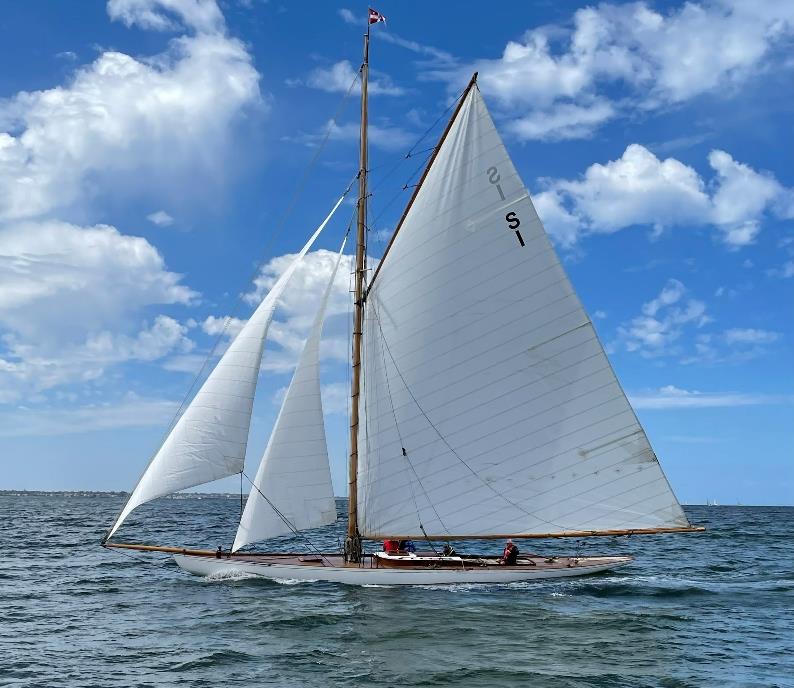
[102,10,703,586]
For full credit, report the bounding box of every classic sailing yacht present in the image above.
[103,16,703,585]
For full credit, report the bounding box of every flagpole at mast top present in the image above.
[345,14,371,562]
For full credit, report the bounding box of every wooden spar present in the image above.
[104,525,704,557]
[347,27,369,545]
[371,526,706,540]
[103,543,334,557]
[365,71,479,298]
[104,542,217,555]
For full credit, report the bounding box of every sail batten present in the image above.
[232,239,346,551]
[106,194,345,540]
[358,85,690,539]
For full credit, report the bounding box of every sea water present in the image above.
[1,494,792,687]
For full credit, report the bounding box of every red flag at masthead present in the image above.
[368,7,386,24]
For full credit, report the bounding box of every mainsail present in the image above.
[106,195,346,540]
[358,86,691,539]
[232,241,346,551]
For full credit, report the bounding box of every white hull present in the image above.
[173,553,632,586]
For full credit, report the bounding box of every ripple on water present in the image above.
[2,497,792,688]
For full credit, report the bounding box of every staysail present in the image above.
[232,240,346,551]
[358,85,691,539]
[106,194,346,540]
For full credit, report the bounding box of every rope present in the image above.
[241,472,334,567]
[372,299,451,544]
[146,70,360,449]
[103,545,174,570]
[103,75,360,541]
[364,85,468,249]
[369,298,573,533]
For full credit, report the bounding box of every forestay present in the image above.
[233,241,346,550]
[358,87,691,539]
[107,195,346,539]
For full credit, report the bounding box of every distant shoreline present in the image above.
[0,490,791,508]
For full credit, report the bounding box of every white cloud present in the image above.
[0,0,264,404]
[0,3,260,221]
[204,249,358,374]
[629,385,788,409]
[615,279,709,357]
[642,279,686,317]
[147,210,174,227]
[767,260,794,279]
[291,119,415,152]
[376,31,455,64]
[430,2,794,140]
[201,315,245,338]
[0,220,195,343]
[337,8,357,25]
[292,60,404,96]
[537,144,792,247]
[612,279,781,363]
[722,328,780,345]
[546,144,709,238]
[506,100,615,141]
[0,394,180,437]
[0,220,197,402]
[107,0,224,33]
[531,190,581,248]
[685,327,782,364]
[321,382,349,415]
[708,150,785,247]
[85,315,193,362]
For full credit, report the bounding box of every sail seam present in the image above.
[373,299,452,538]
[360,357,614,453]
[448,447,660,531]
[370,302,574,533]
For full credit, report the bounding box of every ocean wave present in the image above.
[165,649,254,672]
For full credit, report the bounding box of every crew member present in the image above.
[499,539,519,565]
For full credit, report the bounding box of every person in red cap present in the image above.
[499,538,519,565]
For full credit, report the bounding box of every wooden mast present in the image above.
[346,24,369,561]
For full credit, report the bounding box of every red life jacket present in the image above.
[383,540,399,553]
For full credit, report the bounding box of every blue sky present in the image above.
[0,0,791,506]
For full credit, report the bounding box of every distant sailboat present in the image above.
[103,14,703,585]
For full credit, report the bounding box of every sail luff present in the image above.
[232,238,347,551]
[106,193,346,540]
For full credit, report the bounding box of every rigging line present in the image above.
[405,90,465,159]
[241,472,334,567]
[102,176,359,540]
[366,148,434,237]
[401,150,435,190]
[372,299,452,540]
[369,299,574,534]
[136,72,362,445]
[365,84,466,202]
[405,145,438,159]
[104,545,174,570]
